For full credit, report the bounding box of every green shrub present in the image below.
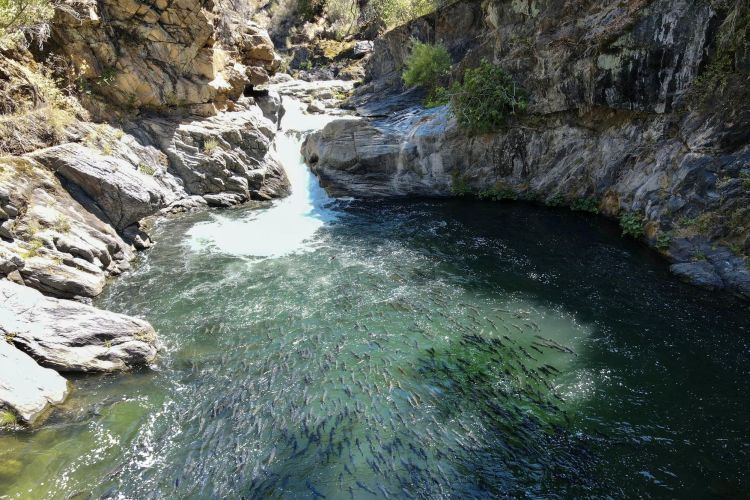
[20,238,43,259]
[655,232,672,250]
[52,215,71,233]
[0,410,16,427]
[740,171,750,190]
[446,61,527,134]
[364,0,438,29]
[620,212,645,238]
[450,171,470,196]
[324,0,359,39]
[203,138,219,154]
[571,197,599,214]
[402,41,451,95]
[138,164,156,176]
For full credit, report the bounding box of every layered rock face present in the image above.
[51,0,279,114]
[0,280,159,373]
[303,0,750,299]
[0,0,291,425]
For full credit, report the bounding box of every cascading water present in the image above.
[186,98,341,258]
[0,85,749,498]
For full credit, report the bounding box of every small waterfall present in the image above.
[185,97,339,258]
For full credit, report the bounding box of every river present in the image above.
[1,94,749,498]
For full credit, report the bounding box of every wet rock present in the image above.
[0,341,69,426]
[307,100,326,114]
[203,193,246,207]
[122,224,152,251]
[670,262,725,290]
[256,90,285,128]
[0,280,159,372]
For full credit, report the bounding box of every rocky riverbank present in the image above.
[0,0,299,426]
[302,0,750,300]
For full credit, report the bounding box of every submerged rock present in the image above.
[0,280,159,372]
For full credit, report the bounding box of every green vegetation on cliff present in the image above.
[402,41,451,97]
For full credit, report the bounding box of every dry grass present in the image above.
[0,53,84,154]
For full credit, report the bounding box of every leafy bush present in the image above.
[402,41,451,95]
[52,214,71,233]
[203,138,219,154]
[446,61,527,134]
[655,232,672,250]
[620,212,645,238]
[571,197,599,214]
[324,0,359,39]
[0,410,17,427]
[450,171,469,196]
[740,171,750,190]
[138,164,156,176]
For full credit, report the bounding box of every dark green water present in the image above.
[2,197,749,498]
[1,104,749,498]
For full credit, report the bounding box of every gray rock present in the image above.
[0,341,69,425]
[256,90,285,128]
[307,100,326,114]
[139,107,290,202]
[0,221,13,240]
[31,144,174,231]
[3,204,18,218]
[203,193,246,207]
[19,255,106,299]
[669,262,725,290]
[0,280,159,372]
[352,40,374,58]
[0,247,23,276]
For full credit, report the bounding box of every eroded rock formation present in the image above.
[0,0,291,425]
[303,0,750,299]
[51,0,280,115]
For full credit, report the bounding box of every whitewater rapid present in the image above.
[185,96,343,258]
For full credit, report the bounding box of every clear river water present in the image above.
[1,98,749,499]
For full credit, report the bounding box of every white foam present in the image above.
[186,99,339,258]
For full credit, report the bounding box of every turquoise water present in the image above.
[0,106,749,498]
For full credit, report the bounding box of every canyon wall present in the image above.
[303,0,750,299]
[0,0,289,424]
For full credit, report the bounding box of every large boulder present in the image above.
[31,143,175,230]
[0,280,159,372]
[0,341,69,426]
[139,102,289,201]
